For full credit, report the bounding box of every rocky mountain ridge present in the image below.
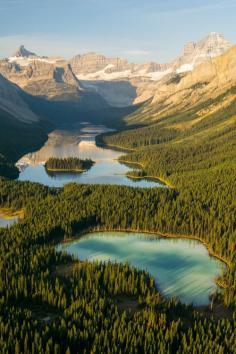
[0,57,108,109]
[124,45,236,128]
[70,32,232,106]
[1,32,233,107]
[13,45,37,58]
[70,32,231,80]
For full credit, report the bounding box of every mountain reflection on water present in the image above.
[17,124,163,188]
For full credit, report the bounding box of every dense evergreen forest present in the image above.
[45,157,94,172]
[0,178,235,353]
[0,86,235,352]
[0,154,19,179]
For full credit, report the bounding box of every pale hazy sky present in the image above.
[0,0,235,62]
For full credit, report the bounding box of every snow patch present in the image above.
[145,69,172,80]
[77,66,172,82]
[8,56,59,66]
[176,63,194,74]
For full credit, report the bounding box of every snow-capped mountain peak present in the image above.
[174,32,232,73]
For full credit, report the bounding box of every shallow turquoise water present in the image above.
[58,232,224,305]
[17,125,162,188]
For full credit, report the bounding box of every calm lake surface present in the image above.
[17,124,162,188]
[58,232,224,305]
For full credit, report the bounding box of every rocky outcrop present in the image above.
[172,32,232,73]
[13,45,37,58]
[70,52,129,74]
[69,33,232,106]
[0,59,108,108]
[150,45,236,117]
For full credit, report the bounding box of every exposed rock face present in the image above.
[122,44,236,129]
[13,45,37,58]
[149,45,236,118]
[0,60,57,87]
[70,53,171,81]
[71,33,231,80]
[172,32,232,73]
[70,52,129,74]
[8,45,66,67]
[0,59,108,108]
[69,33,232,106]
[2,33,233,107]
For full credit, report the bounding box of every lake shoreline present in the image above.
[0,208,24,220]
[118,159,174,189]
[96,141,137,153]
[60,227,230,273]
[45,168,86,173]
[96,140,173,189]
[59,228,227,306]
[18,126,160,188]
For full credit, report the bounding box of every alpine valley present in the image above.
[0,30,235,354]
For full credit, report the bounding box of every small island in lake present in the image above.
[45,157,94,173]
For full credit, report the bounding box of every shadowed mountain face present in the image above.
[0,59,108,110]
[0,74,53,165]
[80,80,138,107]
[0,74,38,123]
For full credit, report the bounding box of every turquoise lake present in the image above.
[58,232,224,306]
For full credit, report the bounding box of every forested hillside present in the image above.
[0,180,235,353]
[0,44,235,353]
[97,53,236,313]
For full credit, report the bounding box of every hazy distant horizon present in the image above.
[0,0,235,62]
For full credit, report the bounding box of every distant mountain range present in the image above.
[0,31,234,177]
[2,32,232,107]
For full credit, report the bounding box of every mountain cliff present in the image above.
[150,45,236,118]
[1,52,108,109]
[172,32,232,73]
[111,45,236,139]
[3,33,232,107]
[13,45,37,58]
[70,33,232,106]
[0,74,52,167]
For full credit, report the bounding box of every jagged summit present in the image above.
[12,45,37,58]
[173,32,232,73]
[193,32,231,56]
[2,32,233,107]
